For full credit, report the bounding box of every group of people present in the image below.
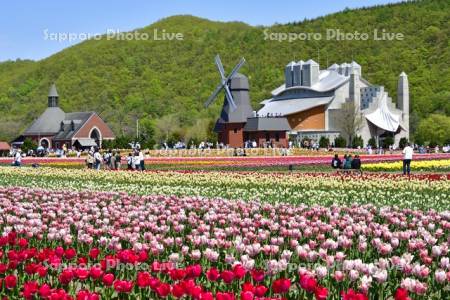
[331,154,362,172]
[126,149,146,171]
[85,147,145,171]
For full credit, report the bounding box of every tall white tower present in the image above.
[397,72,409,140]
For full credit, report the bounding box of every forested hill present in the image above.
[0,0,449,143]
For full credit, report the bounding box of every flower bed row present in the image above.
[0,167,448,211]
[363,159,450,172]
[1,153,449,169]
[0,187,448,299]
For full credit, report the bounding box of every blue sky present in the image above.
[0,0,402,62]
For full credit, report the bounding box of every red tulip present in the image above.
[55,246,64,257]
[394,288,410,300]
[102,273,115,286]
[89,266,103,280]
[206,268,220,281]
[341,289,369,300]
[186,283,202,298]
[113,280,133,293]
[216,292,235,300]
[138,250,148,262]
[5,275,17,289]
[172,283,185,298]
[272,278,291,294]
[89,248,100,260]
[77,290,100,300]
[64,248,76,260]
[169,269,187,281]
[254,285,267,297]
[251,269,265,282]
[242,282,254,292]
[136,271,152,288]
[240,291,254,300]
[156,283,171,297]
[186,264,202,278]
[315,285,328,300]
[8,231,17,245]
[149,277,161,290]
[221,270,235,284]
[0,263,7,274]
[38,284,52,298]
[58,269,74,285]
[22,281,39,299]
[233,264,247,279]
[299,275,317,293]
[18,238,28,248]
[75,268,90,280]
[37,265,48,277]
[199,292,214,300]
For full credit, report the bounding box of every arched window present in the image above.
[90,128,101,147]
[40,138,50,149]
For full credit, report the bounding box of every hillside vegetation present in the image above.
[0,0,448,145]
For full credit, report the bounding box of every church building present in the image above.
[17,84,115,150]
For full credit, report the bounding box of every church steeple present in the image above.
[48,83,59,107]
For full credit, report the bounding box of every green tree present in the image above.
[319,136,330,148]
[352,135,363,148]
[382,136,394,148]
[21,138,37,153]
[334,135,346,148]
[415,114,450,145]
[399,137,409,149]
[368,137,377,148]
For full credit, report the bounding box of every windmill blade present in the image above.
[204,82,225,107]
[226,57,246,81]
[224,84,237,111]
[215,55,226,80]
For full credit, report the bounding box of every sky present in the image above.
[0,0,403,62]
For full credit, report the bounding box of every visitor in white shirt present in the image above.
[402,143,413,175]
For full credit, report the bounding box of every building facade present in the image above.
[258,59,409,147]
[18,84,115,150]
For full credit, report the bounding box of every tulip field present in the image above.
[0,159,449,299]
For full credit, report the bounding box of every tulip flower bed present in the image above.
[363,159,450,172]
[0,166,449,211]
[0,153,449,171]
[0,187,449,299]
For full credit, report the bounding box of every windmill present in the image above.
[204,55,254,125]
[204,55,246,111]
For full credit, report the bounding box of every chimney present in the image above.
[302,59,319,87]
[293,60,303,86]
[284,61,296,88]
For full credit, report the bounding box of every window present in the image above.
[233,129,238,134]
[275,133,280,142]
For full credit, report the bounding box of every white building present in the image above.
[257,59,409,147]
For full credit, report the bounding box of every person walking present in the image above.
[127,153,133,170]
[138,149,145,171]
[93,148,102,171]
[12,149,22,167]
[402,143,413,175]
[86,151,94,169]
[115,151,122,170]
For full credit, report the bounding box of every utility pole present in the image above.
[136,119,139,140]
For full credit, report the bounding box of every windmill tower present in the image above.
[204,55,254,147]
